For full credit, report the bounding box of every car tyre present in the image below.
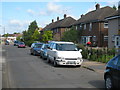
[47,55,50,63]
[53,58,58,67]
[105,75,113,90]
[33,51,36,56]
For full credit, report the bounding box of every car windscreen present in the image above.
[56,44,78,51]
[35,44,43,48]
[44,45,49,49]
[20,42,25,44]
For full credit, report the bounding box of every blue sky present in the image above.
[0,0,119,35]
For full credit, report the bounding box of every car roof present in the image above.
[49,41,74,44]
[34,43,43,44]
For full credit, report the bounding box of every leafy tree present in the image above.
[22,20,39,46]
[113,5,117,10]
[61,26,78,43]
[42,30,53,43]
[32,29,40,41]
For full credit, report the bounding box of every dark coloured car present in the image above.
[104,54,120,89]
[18,42,26,48]
[30,43,43,56]
[40,44,49,59]
[14,40,20,46]
[5,40,9,45]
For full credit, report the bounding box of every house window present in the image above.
[93,36,96,41]
[84,24,86,30]
[112,35,115,42]
[76,26,78,30]
[80,24,82,30]
[89,23,92,31]
[104,36,108,41]
[104,22,108,28]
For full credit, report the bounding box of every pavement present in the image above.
[82,59,106,74]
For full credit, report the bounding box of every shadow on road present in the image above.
[88,80,105,89]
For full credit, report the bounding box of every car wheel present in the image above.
[47,55,50,63]
[53,58,58,67]
[33,51,36,56]
[105,75,113,90]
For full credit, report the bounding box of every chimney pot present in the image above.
[81,14,84,18]
[57,17,59,21]
[52,19,54,23]
[64,14,67,18]
[96,3,100,10]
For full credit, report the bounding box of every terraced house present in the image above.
[43,14,76,41]
[73,4,116,47]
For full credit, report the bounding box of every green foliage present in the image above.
[42,30,53,43]
[4,33,9,37]
[16,36,22,41]
[62,26,78,43]
[113,5,117,10]
[81,47,116,63]
[22,20,39,46]
[32,30,40,41]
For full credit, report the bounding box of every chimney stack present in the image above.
[96,3,100,10]
[57,17,59,21]
[81,14,84,18]
[64,14,67,19]
[52,19,54,23]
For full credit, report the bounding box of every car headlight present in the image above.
[57,57,65,62]
[78,57,81,60]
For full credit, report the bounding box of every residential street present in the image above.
[2,44,105,88]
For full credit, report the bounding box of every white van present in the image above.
[47,41,83,67]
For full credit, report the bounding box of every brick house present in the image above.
[73,4,116,47]
[106,3,120,48]
[43,14,76,41]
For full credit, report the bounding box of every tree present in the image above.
[22,20,39,46]
[113,5,117,10]
[42,30,53,43]
[61,26,78,43]
[32,29,40,41]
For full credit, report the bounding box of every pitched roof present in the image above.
[74,6,116,25]
[43,16,76,31]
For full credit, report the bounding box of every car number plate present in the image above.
[66,61,76,64]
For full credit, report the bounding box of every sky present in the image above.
[0,0,119,35]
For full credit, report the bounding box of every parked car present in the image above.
[14,40,20,46]
[40,44,49,59]
[47,41,83,67]
[18,42,26,48]
[5,40,9,45]
[104,54,120,89]
[30,43,43,56]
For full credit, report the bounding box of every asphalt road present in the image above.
[2,44,105,88]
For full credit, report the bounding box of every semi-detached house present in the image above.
[43,14,76,41]
[73,4,116,47]
[106,3,120,48]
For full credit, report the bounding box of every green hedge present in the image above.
[76,44,115,63]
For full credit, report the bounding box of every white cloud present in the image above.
[8,19,31,33]
[27,9,35,16]
[47,2,63,14]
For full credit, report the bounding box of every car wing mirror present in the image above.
[79,49,82,52]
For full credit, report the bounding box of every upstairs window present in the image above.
[84,24,86,30]
[80,24,82,30]
[89,23,92,31]
[104,22,108,28]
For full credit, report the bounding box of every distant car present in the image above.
[104,54,120,89]
[5,40,9,45]
[30,43,43,56]
[18,42,26,48]
[40,44,49,59]
[14,40,20,46]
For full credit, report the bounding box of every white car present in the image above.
[47,41,83,67]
